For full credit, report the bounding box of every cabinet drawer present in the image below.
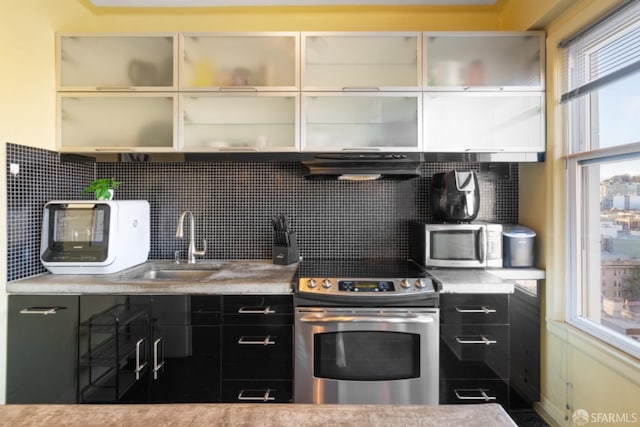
[223,295,292,325]
[440,324,509,379]
[222,380,292,403]
[440,379,509,407]
[440,294,509,324]
[222,325,292,380]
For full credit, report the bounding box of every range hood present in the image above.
[301,153,422,181]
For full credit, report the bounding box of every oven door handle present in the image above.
[299,315,435,324]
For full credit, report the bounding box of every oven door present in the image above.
[294,307,439,404]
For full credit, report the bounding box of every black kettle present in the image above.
[430,170,480,223]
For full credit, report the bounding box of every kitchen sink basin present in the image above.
[140,269,217,280]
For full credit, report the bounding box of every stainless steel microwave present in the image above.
[40,200,150,274]
[409,221,503,268]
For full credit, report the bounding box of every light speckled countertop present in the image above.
[7,260,298,295]
[428,267,545,294]
[0,403,517,427]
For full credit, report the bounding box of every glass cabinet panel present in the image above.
[181,33,298,90]
[424,32,544,90]
[181,93,298,151]
[58,34,176,90]
[423,93,544,152]
[302,93,421,151]
[59,94,176,151]
[302,33,421,90]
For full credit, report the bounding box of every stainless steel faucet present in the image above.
[176,210,207,264]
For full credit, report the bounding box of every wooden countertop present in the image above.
[0,403,517,427]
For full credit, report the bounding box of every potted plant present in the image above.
[82,178,122,200]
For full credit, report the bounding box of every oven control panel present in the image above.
[298,277,437,296]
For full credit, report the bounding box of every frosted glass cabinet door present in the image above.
[302,33,421,90]
[58,34,177,90]
[181,93,298,151]
[423,93,544,152]
[59,94,176,151]
[302,93,421,151]
[181,33,299,90]
[424,32,544,90]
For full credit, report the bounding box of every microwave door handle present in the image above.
[477,228,486,263]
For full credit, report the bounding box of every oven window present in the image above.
[431,230,478,260]
[314,331,420,381]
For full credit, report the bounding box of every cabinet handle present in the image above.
[219,148,259,152]
[342,86,381,91]
[455,335,497,345]
[153,337,165,380]
[340,148,381,152]
[220,86,258,92]
[237,388,275,402]
[135,338,147,380]
[19,306,66,315]
[455,306,497,314]
[454,388,497,402]
[238,306,275,315]
[238,335,276,346]
[94,148,134,152]
[464,148,505,152]
[96,86,135,91]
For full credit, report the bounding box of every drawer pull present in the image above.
[455,335,497,345]
[455,306,496,314]
[238,306,275,315]
[19,307,66,315]
[135,338,147,380]
[153,337,165,380]
[238,336,276,346]
[237,388,275,402]
[454,388,497,402]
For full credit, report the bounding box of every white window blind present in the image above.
[560,0,640,104]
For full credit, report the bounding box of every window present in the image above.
[564,1,640,356]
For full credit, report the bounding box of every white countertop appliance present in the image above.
[40,200,150,274]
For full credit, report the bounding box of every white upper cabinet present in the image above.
[302,92,422,152]
[423,32,544,91]
[423,92,544,153]
[57,34,177,91]
[180,33,299,91]
[302,32,421,91]
[181,93,299,152]
[58,94,177,152]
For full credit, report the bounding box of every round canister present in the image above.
[502,225,536,268]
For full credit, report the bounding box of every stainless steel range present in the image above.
[294,259,440,405]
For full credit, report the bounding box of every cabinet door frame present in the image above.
[179,92,300,152]
[423,31,545,92]
[57,32,179,92]
[301,31,422,91]
[180,32,300,92]
[57,92,179,153]
[423,91,545,153]
[301,91,423,152]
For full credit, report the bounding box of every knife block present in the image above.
[272,232,298,265]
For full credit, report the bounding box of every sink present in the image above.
[124,263,222,281]
[140,269,216,280]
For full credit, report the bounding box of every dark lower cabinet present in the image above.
[439,293,511,408]
[6,295,79,404]
[221,295,293,403]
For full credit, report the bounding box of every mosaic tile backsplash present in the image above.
[6,143,518,281]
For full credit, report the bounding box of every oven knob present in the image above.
[415,279,427,289]
[401,279,411,289]
[307,279,317,289]
[322,279,332,289]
